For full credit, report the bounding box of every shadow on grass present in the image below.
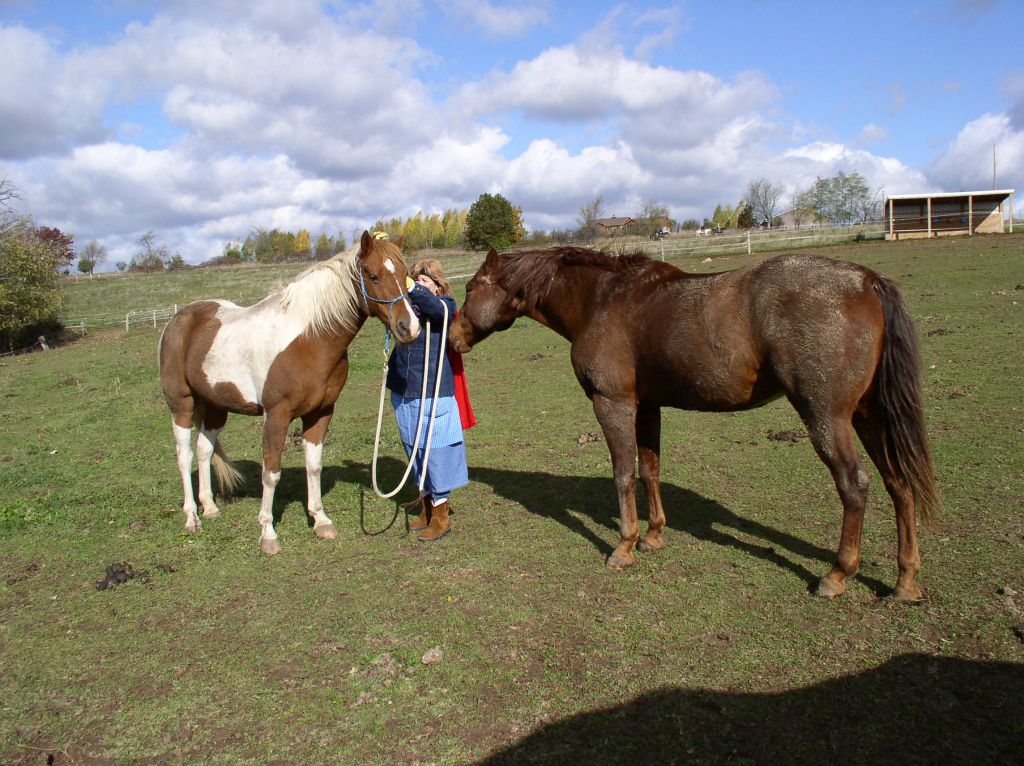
[474,653,1024,766]
[316,458,890,597]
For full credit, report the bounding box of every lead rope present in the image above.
[370,299,449,499]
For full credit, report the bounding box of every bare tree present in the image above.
[576,195,606,242]
[1,176,23,233]
[744,178,784,228]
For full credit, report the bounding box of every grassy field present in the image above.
[2,234,1023,764]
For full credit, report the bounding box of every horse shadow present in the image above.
[314,458,889,596]
[216,457,420,534]
[475,653,1024,765]
[467,464,881,594]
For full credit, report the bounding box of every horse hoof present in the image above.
[314,521,338,540]
[260,536,282,556]
[184,517,201,533]
[202,507,221,519]
[815,577,846,598]
[891,585,924,603]
[637,535,665,553]
[606,551,636,570]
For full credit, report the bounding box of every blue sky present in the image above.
[1,0,1022,265]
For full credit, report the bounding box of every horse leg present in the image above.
[805,412,871,598]
[592,394,640,569]
[302,407,337,540]
[196,407,228,518]
[636,403,666,553]
[258,409,290,555]
[171,418,201,532]
[854,413,923,601]
[196,426,221,517]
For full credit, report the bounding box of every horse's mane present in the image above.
[278,246,362,335]
[501,246,660,310]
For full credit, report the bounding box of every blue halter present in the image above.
[359,265,406,356]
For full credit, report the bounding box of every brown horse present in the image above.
[450,247,939,600]
[159,231,420,554]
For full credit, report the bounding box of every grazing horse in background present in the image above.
[159,232,420,554]
[695,227,710,238]
[450,247,939,601]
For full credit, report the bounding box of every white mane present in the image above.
[278,246,362,335]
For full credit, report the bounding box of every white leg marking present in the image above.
[259,468,281,537]
[304,440,337,538]
[173,422,200,532]
[196,426,221,517]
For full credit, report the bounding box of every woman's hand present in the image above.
[416,274,440,295]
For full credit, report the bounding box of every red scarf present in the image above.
[447,347,476,430]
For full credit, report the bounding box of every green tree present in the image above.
[465,193,523,251]
[0,219,64,351]
[637,200,672,237]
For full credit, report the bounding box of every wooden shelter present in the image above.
[594,217,636,236]
[885,189,1014,240]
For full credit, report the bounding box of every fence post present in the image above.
[659,240,665,261]
[125,313,130,333]
[747,230,752,255]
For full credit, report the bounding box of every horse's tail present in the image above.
[872,276,940,526]
[192,403,245,496]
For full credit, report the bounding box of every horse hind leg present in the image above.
[636,403,667,553]
[195,407,230,519]
[854,413,923,602]
[805,412,871,599]
[172,418,201,532]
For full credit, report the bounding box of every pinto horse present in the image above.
[159,231,420,554]
[450,247,940,600]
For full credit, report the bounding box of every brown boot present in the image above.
[407,496,431,532]
[417,499,450,542]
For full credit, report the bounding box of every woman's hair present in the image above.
[411,259,451,296]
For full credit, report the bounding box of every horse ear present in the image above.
[393,234,405,249]
[484,248,499,268]
[360,230,372,255]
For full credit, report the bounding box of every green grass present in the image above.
[2,234,1023,764]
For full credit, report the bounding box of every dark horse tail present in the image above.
[872,277,940,526]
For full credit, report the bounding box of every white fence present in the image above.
[62,305,181,335]
[52,224,886,339]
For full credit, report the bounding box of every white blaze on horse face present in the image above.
[382,257,418,336]
[202,299,305,408]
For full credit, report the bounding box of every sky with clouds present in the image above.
[1,0,1022,266]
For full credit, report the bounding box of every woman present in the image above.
[387,259,470,541]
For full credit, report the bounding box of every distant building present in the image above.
[594,217,636,236]
[884,189,1015,240]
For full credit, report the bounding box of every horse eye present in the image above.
[369,273,381,283]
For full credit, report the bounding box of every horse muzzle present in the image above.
[392,312,421,345]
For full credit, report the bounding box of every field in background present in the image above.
[3,233,1023,764]
[57,224,883,333]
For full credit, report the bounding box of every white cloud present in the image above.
[439,0,549,37]
[0,25,111,157]
[929,113,1024,191]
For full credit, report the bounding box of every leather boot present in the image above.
[408,496,431,532]
[417,499,451,542]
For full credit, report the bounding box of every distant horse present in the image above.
[450,247,939,600]
[159,232,420,554]
[695,228,710,238]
